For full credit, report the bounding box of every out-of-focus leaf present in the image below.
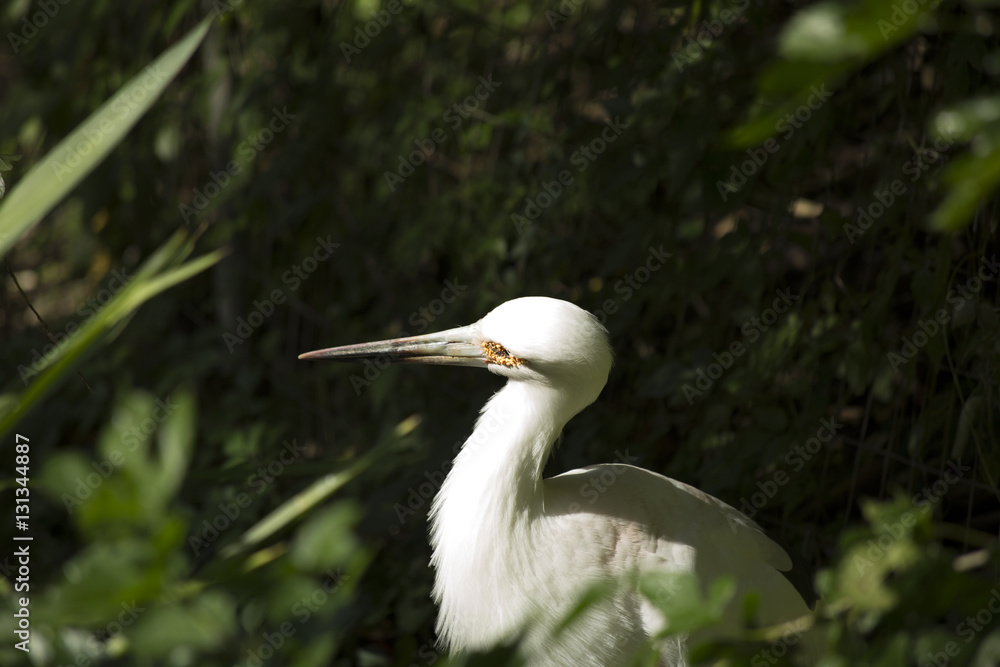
[639,572,735,637]
[127,591,236,659]
[0,154,20,171]
[972,630,1000,665]
[35,540,164,626]
[290,502,362,572]
[156,390,196,503]
[215,418,416,562]
[934,96,1000,141]
[927,97,1000,230]
[0,235,225,436]
[827,496,927,616]
[930,147,1000,231]
[779,3,870,62]
[732,0,938,146]
[952,395,983,460]
[0,18,211,259]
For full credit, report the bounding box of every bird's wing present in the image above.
[546,463,792,572]
[544,463,816,652]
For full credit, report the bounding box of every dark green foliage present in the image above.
[1,0,998,664]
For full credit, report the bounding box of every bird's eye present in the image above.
[483,341,524,367]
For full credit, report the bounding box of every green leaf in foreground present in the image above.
[0,17,211,259]
[215,415,421,563]
[930,97,1000,231]
[639,571,735,637]
[0,231,226,436]
[729,0,939,147]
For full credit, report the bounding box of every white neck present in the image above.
[428,379,580,649]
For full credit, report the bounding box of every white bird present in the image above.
[300,296,817,666]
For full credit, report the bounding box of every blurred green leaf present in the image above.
[930,148,1000,230]
[128,591,236,659]
[934,96,1000,141]
[36,540,165,626]
[156,390,196,504]
[732,0,938,146]
[779,3,871,62]
[0,235,225,436]
[290,502,362,572]
[827,495,929,616]
[216,419,413,562]
[0,18,211,259]
[639,572,735,637]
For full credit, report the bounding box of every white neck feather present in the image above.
[428,379,579,649]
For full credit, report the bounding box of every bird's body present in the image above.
[300,297,817,665]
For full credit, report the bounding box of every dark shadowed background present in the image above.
[1,0,998,665]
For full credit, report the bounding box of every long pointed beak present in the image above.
[298,325,486,367]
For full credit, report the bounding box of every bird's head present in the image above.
[299,296,613,400]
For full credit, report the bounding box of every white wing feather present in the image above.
[534,464,818,665]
